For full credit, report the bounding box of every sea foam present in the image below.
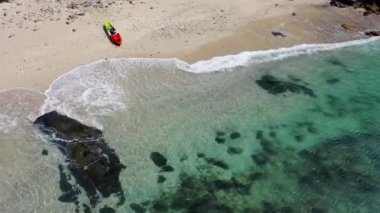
[184,37,380,73]
[40,38,380,129]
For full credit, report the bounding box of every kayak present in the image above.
[104,21,122,46]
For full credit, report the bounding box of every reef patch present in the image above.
[256,75,316,97]
[34,111,126,211]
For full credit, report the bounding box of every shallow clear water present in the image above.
[0,41,380,212]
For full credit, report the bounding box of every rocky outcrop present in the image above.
[341,23,358,31]
[364,30,380,36]
[272,31,287,38]
[34,111,126,211]
[330,0,380,15]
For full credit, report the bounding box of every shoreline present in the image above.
[1,0,380,91]
[2,36,379,95]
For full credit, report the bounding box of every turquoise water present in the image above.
[0,40,380,212]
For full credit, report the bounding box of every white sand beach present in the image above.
[0,0,380,91]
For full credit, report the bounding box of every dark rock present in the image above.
[261,201,276,213]
[58,191,77,203]
[213,178,251,194]
[256,75,316,97]
[364,30,380,36]
[249,172,265,181]
[341,23,357,31]
[260,140,277,155]
[189,195,218,213]
[82,204,91,213]
[325,58,352,72]
[256,130,264,139]
[34,111,126,207]
[298,149,321,163]
[41,149,48,156]
[251,153,269,166]
[326,78,340,84]
[216,131,226,137]
[280,206,294,213]
[215,137,226,144]
[99,206,116,213]
[330,0,380,15]
[213,179,232,190]
[230,132,241,139]
[180,154,188,162]
[160,165,174,172]
[57,164,77,203]
[227,146,244,155]
[171,197,189,209]
[205,158,229,170]
[150,152,167,167]
[311,207,328,213]
[157,175,166,183]
[294,135,304,142]
[215,205,234,213]
[307,126,318,134]
[130,203,146,213]
[141,201,150,206]
[152,201,169,212]
[272,31,287,38]
[269,131,276,138]
[197,153,205,158]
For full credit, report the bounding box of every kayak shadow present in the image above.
[103,25,118,46]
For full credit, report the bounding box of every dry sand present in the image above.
[1,0,380,91]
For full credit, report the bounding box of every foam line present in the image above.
[184,37,380,73]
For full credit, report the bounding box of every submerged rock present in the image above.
[41,149,48,156]
[227,146,244,155]
[260,140,277,155]
[294,134,304,142]
[326,78,340,84]
[213,178,251,195]
[310,207,328,213]
[130,203,146,213]
[294,132,380,203]
[205,157,229,170]
[230,132,241,139]
[160,165,175,172]
[157,175,166,184]
[152,201,169,212]
[99,206,116,213]
[150,152,167,167]
[256,130,264,139]
[256,75,316,97]
[197,153,205,158]
[216,131,226,137]
[251,152,270,166]
[34,111,126,208]
[249,172,265,181]
[215,137,226,144]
